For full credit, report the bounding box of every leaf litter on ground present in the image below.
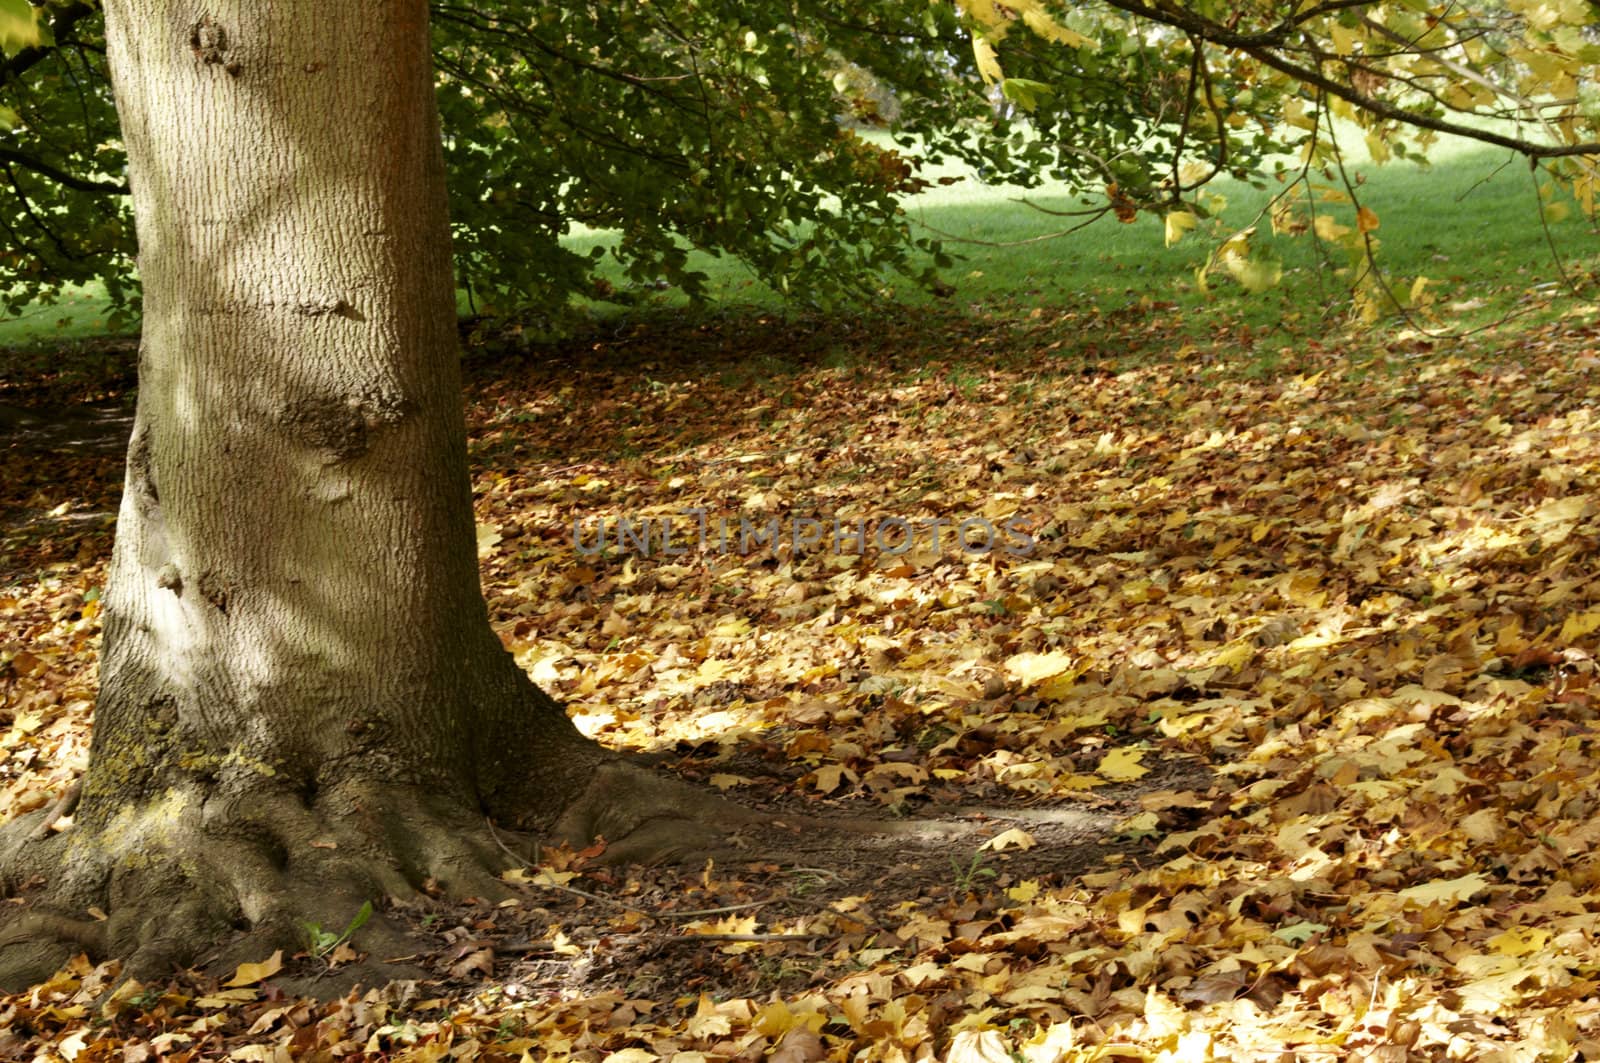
[5,304,1600,1058]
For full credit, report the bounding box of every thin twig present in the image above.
[1530,160,1583,297]
[661,932,818,944]
[482,816,768,919]
[659,901,770,918]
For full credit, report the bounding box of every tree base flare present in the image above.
[0,775,525,992]
[0,755,844,994]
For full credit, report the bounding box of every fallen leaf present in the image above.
[1397,872,1490,908]
[223,950,282,988]
[981,827,1037,852]
[1098,747,1149,781]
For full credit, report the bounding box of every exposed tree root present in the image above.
[0,753,954,995]
[547,757,969,865]
[0,774,528,993]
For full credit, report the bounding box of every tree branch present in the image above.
[1098,0,1600,159]
[0,148,128,194]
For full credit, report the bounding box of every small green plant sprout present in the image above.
[950,850,998,895]
[302,900,374,959]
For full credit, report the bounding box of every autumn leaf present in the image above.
[223,950,282,988]
[475,522,503,557]
[808,763,857,794]
[1098,747,1148,781]
[1164,211,1199,247]
[980,827,1037,852]
[1003,650,1080,688]
[1005,879,1042,903]
[1397,873,1490,908]
[946,1030,1014,1063]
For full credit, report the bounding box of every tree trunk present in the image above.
[0,0,748,991]
[88,0,591,821]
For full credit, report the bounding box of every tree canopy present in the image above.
[2,0,1598,323]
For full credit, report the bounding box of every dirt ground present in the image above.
[355,753,1217,1006]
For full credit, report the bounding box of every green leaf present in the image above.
[0,0,41,56]
[1000,78,1054,113]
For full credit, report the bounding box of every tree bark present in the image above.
[87,0,587,826]
[0,0,751,991]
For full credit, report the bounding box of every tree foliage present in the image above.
[3,0,1599,325]
[962,0,1600,316]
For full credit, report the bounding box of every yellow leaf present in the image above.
[1117,811,1160,837]
[972,35,1003,84]
[1531,495,1588,546]
[901,960,946,987]
[1098,747,1149,781]
[981,827,1037,852]
[1489,927,1551,957]
[1164,211,1199,247]
[809,763,857,794]
[475,522,503,557]
[946,1030,1014,1063]
[1356,205,1380,232]
[1221,249,1282,293]
[1006,879,1042,903]
[711,615,751,638]
[602,1050,659,1063]
[224,950,282,988]
[1144,987,1187,1036]
[225,1046,281,1063]
[1035,672,1086,701]
[1019,1023,1077,1061]
[195,988,260,1008]
[686,993,733,1039]
[708,773,750,790]
[1559,610,1600,643]
[1004,650,1080,688]
[753,999,827,1037]
[0,0,43,54]
[1209,640,1256,672]
[1458,809,1503,844]
[1282,97,1317,130]
[1396,872,1489,908]
[1024,11,1092,48]
[1313,214,1351,242]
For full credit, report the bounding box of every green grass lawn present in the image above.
[568,125,1600,338]
[4,123,1596,350]
[0,287,125,347]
